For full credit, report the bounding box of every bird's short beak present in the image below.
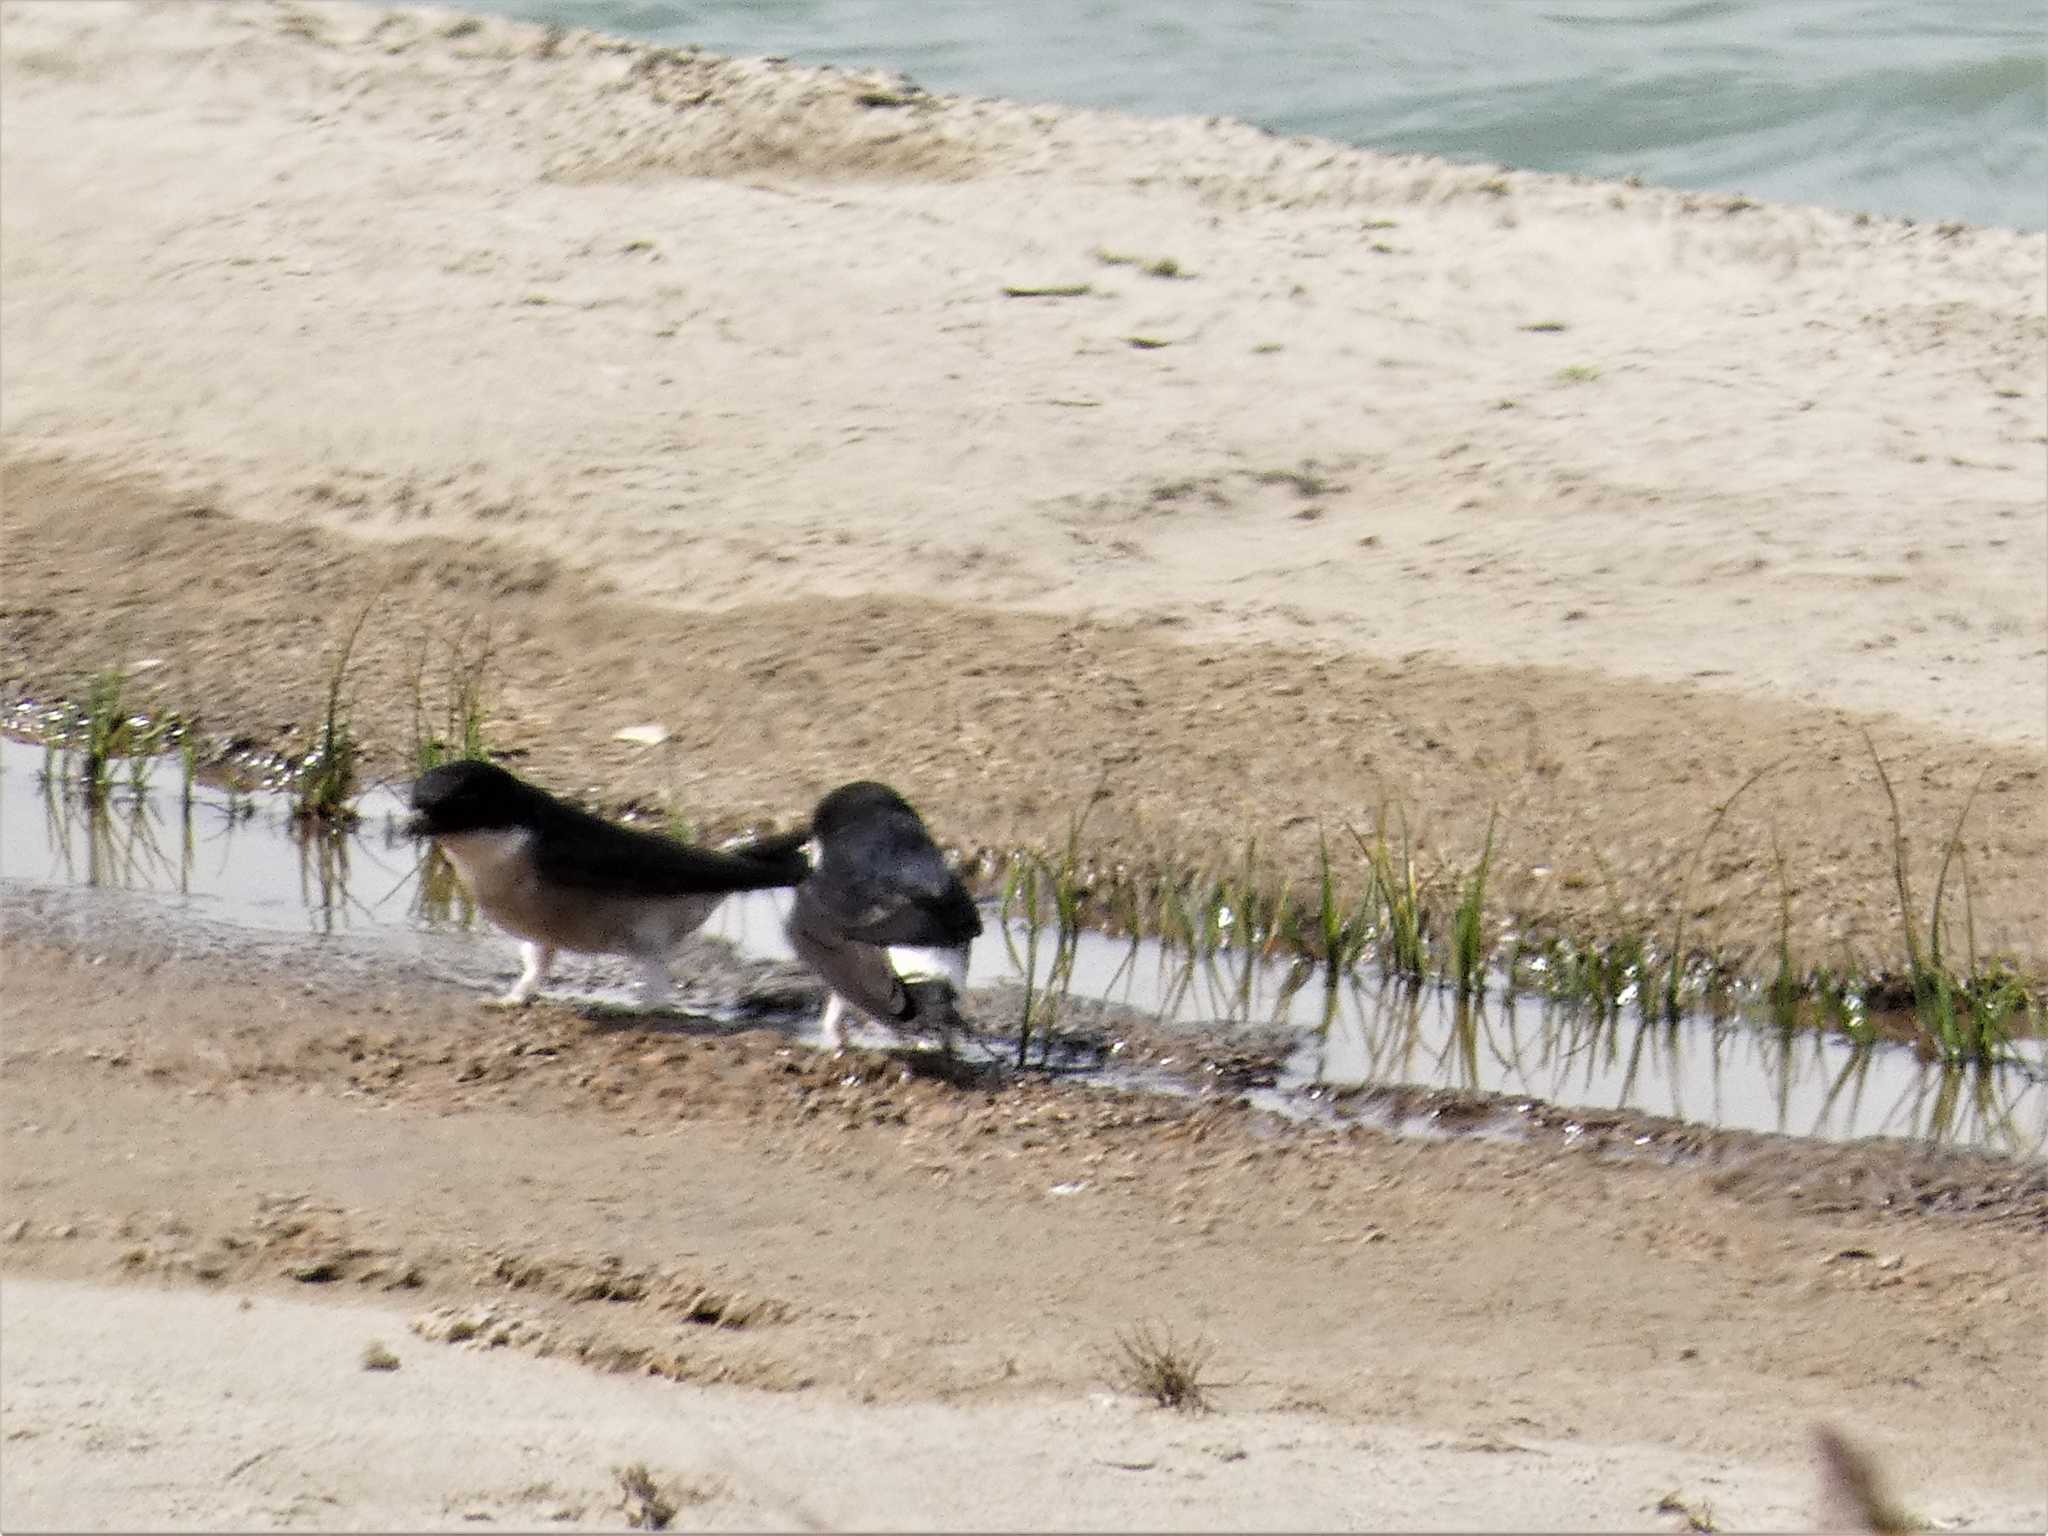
[402,812,433,839]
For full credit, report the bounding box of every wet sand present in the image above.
[1,907,2043,1531]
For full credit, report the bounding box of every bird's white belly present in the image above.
[435,828,538,918]
[433,829,717,958]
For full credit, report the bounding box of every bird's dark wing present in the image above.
[534,809,807,897]
[805,856,981,947]
[787,889,913,1022]
[729,826,812,867]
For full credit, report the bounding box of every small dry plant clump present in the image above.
[615,1461,716,1531]
[1654,1489,1718,1533]
[360,1339,401,1372]
[1107,1323,1217,1414]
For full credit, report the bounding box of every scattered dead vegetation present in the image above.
[409,1298,811,1394]
[361,1339,401,1371]
[1094,248,1193,279]
[1106,1323,1217,1413]
[1655,1488,1718,1532]
[615,1462,678,1530]
[612,1463,717,1530]
[1252,462,1347,498]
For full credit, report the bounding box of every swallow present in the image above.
[405,758,809,1009]
[785,780,983,1050]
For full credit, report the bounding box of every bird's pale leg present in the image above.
[492,941,554,1008]
[637,956,674,1012]
[819,992,848,1050]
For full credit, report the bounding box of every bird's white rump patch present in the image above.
[887,945,969,989]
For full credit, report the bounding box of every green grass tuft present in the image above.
[1313,829,1375,982]
[1664,759,1781,1020]
[292,602,375,824]
[1000,787,1106,1065]
[409,620,496,775]
[1451,809,1498,995]
[1352,810,1430,981]
[1864,736,2029,1063]
[77,668,174,803]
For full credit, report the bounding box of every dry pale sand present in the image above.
[0,1276,1930,1533]
[3,4,2048,1531]
[2,0,2043,749]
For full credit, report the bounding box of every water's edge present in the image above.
[5,736,2040,1157]
[455,0,2047,232]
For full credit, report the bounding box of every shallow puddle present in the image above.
[2,735,2041,1156]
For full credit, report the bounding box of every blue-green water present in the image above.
[454,0,2046,231]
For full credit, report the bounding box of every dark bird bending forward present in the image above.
[406,759,808,1009]
[786,780,983,1049]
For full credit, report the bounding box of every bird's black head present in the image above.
[809,780,923,842]
[404,759,545,839]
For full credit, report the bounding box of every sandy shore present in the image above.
[3,1,2043,746]
[3,4,2047,1529]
